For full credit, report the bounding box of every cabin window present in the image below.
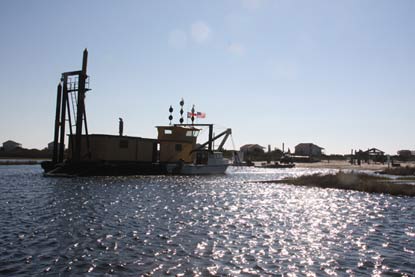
[164,129,173,135]
[119,140,129,148]
[186,130,199,137]
[175,144,182,152]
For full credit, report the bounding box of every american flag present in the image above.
[196,112,206,118]
[187,112,206,118]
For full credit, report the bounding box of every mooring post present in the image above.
[208,124,213,151]
[74,49,88,162]
[52,83,62,163]
[58,77,68,163]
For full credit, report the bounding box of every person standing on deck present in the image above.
[119,118,124,136]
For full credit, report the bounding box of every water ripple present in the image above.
[0,165,414,275]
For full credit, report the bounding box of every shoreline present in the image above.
[0,158,49,165]
[294,160,415,171]
[258,171,415,197]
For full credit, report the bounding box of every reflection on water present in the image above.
[0,165,414,275]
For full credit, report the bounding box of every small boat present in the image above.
[159,124,232,175]
[166,150,230,175]
[255,161,295,169]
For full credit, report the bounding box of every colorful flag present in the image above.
[187,112,206,118]
[197,112,206,118]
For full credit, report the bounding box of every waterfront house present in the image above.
[240,144,265,155]
[397,150,413,158]
[239,144,266,162]
[294,143,324,157]
[2,140,22,152]
[366,148,385,163]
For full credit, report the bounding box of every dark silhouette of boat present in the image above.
[255,161,295,169]
[41,49,232,176]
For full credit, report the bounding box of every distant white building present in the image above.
[2,140,22,152]
[295,143,324,157]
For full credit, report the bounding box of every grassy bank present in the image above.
[378,166,415,176]
[259,172,415,197]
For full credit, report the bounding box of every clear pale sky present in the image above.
[0,0,414,154]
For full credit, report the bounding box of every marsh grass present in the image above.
[379,166,415,176]
[262,172,415,197]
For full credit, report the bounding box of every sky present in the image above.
[0,0,414,155]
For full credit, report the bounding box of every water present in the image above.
[0,165,414,276]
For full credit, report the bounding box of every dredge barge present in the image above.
[42,50,231,176]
